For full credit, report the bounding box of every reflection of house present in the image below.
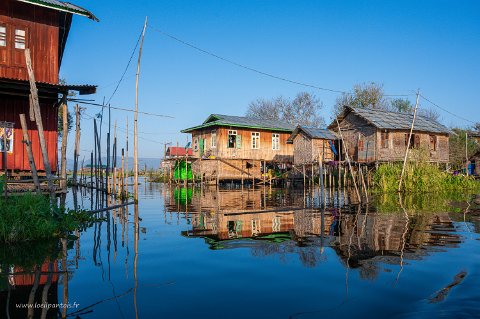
[287,125,338,165]
[0,261,59,318]
[0,0,97,174]
[329,106,450,163]
[181,114,294,182]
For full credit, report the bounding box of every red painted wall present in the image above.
[0,93,58,172]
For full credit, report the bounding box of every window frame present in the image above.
[0,25,6,47]
[14,27,26,50]
[429,134,437,151]
[251,132,260,149]
[272,133,280,150]
[211,130,217,148]
[380,131,389,149]
[227,130,237,149]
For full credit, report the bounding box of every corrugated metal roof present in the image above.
[332,106,450,134]
[17,0,98,21]
[287,125,337,143]
[182,114,295,133]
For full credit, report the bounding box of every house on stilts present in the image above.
[287,125,338,166]
[181,114,295,184]
[329,106,450,164]
[0,0,97,179]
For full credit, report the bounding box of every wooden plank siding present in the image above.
[335,112,449,163]
[293,132,335,165]
[190,127,293,161]
[0,0,60,84]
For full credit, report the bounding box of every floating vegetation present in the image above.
[0,193,101,243]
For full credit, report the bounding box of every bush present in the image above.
[0,193,100,243]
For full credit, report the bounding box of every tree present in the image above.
[58,78,76,137]
[418,108,440,122]
[333,82,388,116]
[246,92,325,127]
[390,98,413,113]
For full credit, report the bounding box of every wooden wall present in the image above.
[0,93,58,172]
[0,0,59,84]
[191,158,264,181]
[293,132,335,165]
[335,112,449,163]
[191,127,293,161]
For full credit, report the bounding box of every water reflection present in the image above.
[0,181,479,318]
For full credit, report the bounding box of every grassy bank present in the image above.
[0,193,99,243]
[373,162,479,193]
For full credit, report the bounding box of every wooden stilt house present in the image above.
[181,114,294,182]
[0,0,97,175]
[329,106,450,163]
[287,125,338,165]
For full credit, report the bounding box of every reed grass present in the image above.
[373,161,479,194]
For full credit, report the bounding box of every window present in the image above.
[0,26,6,47]
[211,130,217,148]
[405,133,420,149]
[272,133,280,150]
[429,134,437,151]
[381,132,389,149]
[193,137,198,152]
[227,130,237,148]
[14,29,26,50]
[358,139,364,152]
[251,132,260,149]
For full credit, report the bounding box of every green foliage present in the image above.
[373,161,480,194]
[449,128,480,169]
[390,98,413,113]
[0,193,100,243]
[0,239,60,270]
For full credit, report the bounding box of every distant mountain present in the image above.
[66,157,161,171]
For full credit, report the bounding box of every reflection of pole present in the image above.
[61,238,68,319]
[3,122,8,198]
[134,203,139,319]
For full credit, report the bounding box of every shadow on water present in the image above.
[1,178,479,318]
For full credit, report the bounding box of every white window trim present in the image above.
[211,130,217,148]
[272,133,280,151]
[251,132,260,149]
[0,25,6,47]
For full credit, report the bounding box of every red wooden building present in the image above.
[0,0,97,174]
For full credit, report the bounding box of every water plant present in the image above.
[373,161,480,194]
[0,193,100,243]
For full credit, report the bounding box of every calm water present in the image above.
[1,178,480,318]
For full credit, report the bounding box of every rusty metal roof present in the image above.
[331,106,450,134]
[17,0,98,21]
[182,114,294,133]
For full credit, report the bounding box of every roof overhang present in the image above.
[181,122,293,134]
[17,0,99,21]
[0,78,97,98]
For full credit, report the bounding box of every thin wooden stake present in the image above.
[60,95,68,190]
[134,17,148,200]
[19,114,41,194]
[73,104,81,185]
[398,90,420,192]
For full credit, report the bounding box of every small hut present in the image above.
[469,150,480,176]
[287,126,338,165]
[329,106,450,163]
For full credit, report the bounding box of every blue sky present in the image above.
[60,0,480,159]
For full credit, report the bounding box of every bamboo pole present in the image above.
[2,122,7,198]
[25,49,54,199]
[60,95,68,190]
[19,114,41,194]
[113,121,117,196]
[134,17,148,201]
[466,132,469,176]
[398,90,420,192]
[73,104,81,185]
[126,117,129,190]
